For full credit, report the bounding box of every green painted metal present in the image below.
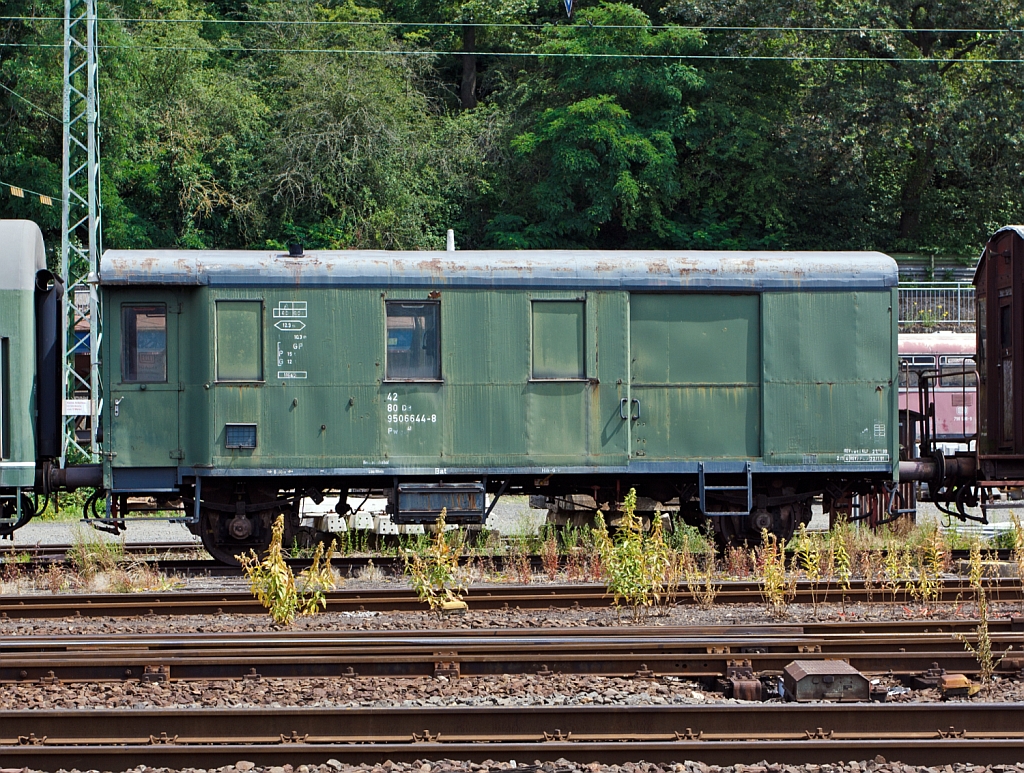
[216,301,263,382]
[0,288,37,487]
[630,294,761,460]
[101,284,898,476]
[762,290,897,471]
[532,301,585,379]
[105,292,180,471]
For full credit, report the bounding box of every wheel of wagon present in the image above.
[198,509,273,565]
[0,492,34,537]
[196,482,290,564]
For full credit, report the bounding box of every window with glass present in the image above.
[939,356,978,387]
[897,355,935,387]
[532,301,585,379]
[121,305,167,383]
[216,301,263,382]
[386,302,440,380]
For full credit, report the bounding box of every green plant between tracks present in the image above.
[404,508,468,615]
[956,538,1007,691]
[239,514,338,625]
[593,488,674,623]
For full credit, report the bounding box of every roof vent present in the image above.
[287,243,304,257]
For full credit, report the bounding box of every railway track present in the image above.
[1,550,569,577]
[0,578,1022,619]
[17,540,202,557]
[2,545,1017,576]
[1,623,1024,682]
[2,704,1023,768]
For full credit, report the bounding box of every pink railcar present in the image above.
[898,333,976,445]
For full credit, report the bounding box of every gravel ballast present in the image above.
[2,671,1024,711]
[5,757,1024,773]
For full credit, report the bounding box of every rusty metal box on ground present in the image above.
[783,660,869,702]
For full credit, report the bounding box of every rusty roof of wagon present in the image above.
[974,225,1024,286]
[99,249,898,290]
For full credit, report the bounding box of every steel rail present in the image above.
[0,578,1021,619]
[2,705,1024,767]
[2,548,1015,577]
[2,625,1023,682]
[4,617,1024,642]
[0,541,203,561]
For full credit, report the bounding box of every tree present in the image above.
[485,2,704,247]
[383,0,539,109]
[666,0,1024,254]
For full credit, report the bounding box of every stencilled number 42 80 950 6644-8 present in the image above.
[385,393,436,425]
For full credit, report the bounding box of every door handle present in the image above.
[631,398,640,420]
[620,397,629,420]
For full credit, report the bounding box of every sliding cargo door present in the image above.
[629,294,761,460]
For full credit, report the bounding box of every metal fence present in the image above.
[898,282,975,330]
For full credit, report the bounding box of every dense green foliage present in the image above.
[2,0,1022,256]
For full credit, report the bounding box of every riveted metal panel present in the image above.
[631,294,761,460]
[381,383,443,464]
[631,294,760,384]
[526,381,589,462]
[763,291,897,469]
[213,384,260,466]
[444,291,528,462]
[448,385,526,461]
[532,301,585,379]
[632,386,761,460]
[591,292,631,465]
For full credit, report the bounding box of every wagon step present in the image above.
[698,462,753,517]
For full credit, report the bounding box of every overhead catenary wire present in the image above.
[0,81,61,123]
[0,14,1022,33]
[0,179,59,206]
[0,40,1022,62]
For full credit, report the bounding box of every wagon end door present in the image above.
[108,297,181,471]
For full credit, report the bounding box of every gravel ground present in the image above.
[6,519,202,548]
[0,673,729,710]
[4,589,1019,630]
[2,494,1014,551]
[1,669,1022,712]
[1,496,539,550]
[2,593,1021,635]
[7,756,1024,773]
[0,597,1021,709]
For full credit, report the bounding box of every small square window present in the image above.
[225,423,257,449]
[122,305,167,383]
[386,302,440,380]
[217,301,263,382]
[532,301,585,379]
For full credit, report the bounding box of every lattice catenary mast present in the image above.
[61,0,102,461]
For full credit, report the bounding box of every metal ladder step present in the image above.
[698,461,753,517]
